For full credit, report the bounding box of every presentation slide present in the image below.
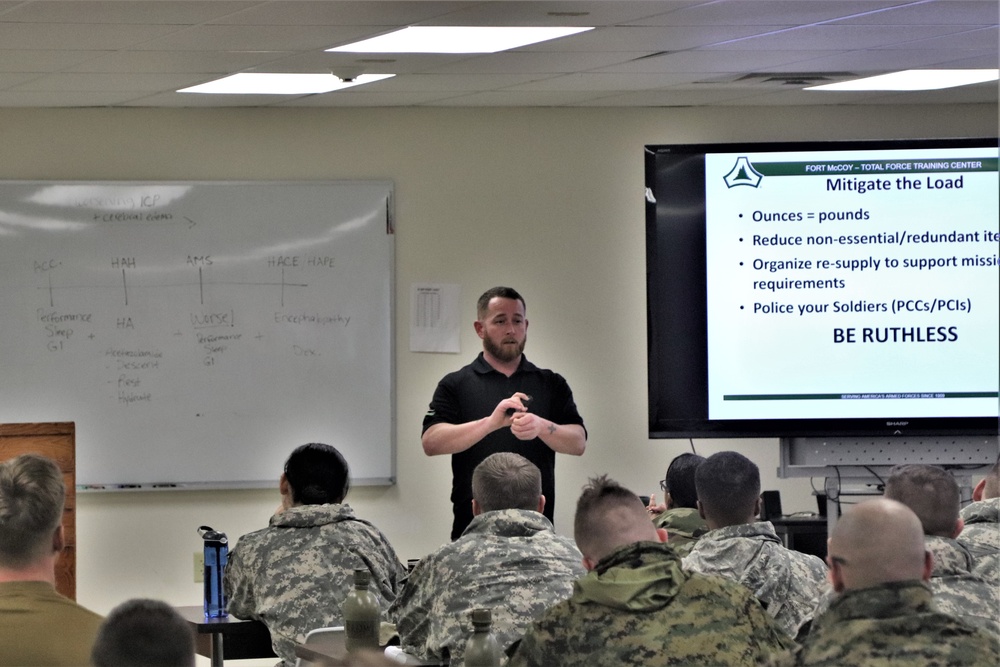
[705,146,999,421]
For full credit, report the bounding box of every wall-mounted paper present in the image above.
[410,283,461,353]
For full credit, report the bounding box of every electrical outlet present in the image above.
[194,552,204,583]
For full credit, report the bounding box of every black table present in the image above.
[770,515,829,560]
[176,605,276,667]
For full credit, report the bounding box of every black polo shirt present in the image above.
[423,352,585,539]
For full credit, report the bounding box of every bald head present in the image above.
[827,498,930,593]
[574,475,662,568]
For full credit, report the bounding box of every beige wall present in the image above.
[0,104,995,622]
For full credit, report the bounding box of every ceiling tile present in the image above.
[785,48,999,72]
[508,71,701,92]
[836,0,999,26]
[0,90,142,106]
[0,50,112,72]
[429,51,644,75]
[708,24,980,51]
[132,24,369,52]
[596,49,840,74]
[0,1,256,24]
[64,50,294,74]
[279,90,457,107]
[209,1,478,26]
[11,71,206,92]
[0,22,182,50]
[423,89,609,106]
[570,87,772,107]
[633,1,909,27]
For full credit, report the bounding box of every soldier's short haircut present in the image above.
[695,451,761,526]
[472,452,542,513]
[574,475,651,562]
[983,457,1000,499]
[476,286,525,320]
[284,443,350,505]
[91,598,195,667]
[884,464,960,536]
[0,453,65,568]
[664,453,706,509]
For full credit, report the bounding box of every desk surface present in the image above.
[771,515,827,527]
[176,606,276,660]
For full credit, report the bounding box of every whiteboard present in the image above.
[0,181,394,488]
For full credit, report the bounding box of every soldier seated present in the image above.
[224,443,406,666]
[646,452,708,555]
[682,451,828,638]
[506,475,793,667]
[770,498,998,666]
[958,458,1000,583]
[884,463,1000,636]
[390,452,584,666]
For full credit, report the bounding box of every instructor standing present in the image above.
[422,286,587,539]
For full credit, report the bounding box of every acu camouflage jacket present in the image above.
[682,521,829,638]
[224,503,406,666]
[770,580,999,667]
[959,498,1000,584]
[389,508,584,667]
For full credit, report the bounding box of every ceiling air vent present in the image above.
[694,72,858,87]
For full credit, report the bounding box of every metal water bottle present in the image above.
[198,525,228,618]
[464,608,502,667]
[343,568,380,652]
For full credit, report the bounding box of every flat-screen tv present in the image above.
[646,138,999,439]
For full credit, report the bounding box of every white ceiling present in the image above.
[0,0,996,108]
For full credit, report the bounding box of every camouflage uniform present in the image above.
[682,521,828,637]
[505,541,794,667]
[959,498,1000,583]
[769,580,1000,666]
[225,503,406,666]
[389,509,584,667]
[652,506,709,556]
[924,534,1000,637]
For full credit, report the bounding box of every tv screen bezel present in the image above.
[645,137,999,439]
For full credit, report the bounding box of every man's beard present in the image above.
[484,335,526,363]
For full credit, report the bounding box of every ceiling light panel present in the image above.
[179,73,394,95]
[328,26,593,54]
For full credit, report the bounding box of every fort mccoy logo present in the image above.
[724,157,764,188]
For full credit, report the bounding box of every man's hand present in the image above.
[491,392,532,429]
[510,411,547,440]
[423,391,533,456]
[646,493,667,515]
[511,414,586,456]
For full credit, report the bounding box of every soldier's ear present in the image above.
[921,550,933,582]
[582,556,597,572]
[950,518,964,539]
[827,551,845,593]
[52,525,65,555]
[972,478,986,502]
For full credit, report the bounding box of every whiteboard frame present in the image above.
[0,180,396,490]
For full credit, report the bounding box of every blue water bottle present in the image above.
[198,525,228,618]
